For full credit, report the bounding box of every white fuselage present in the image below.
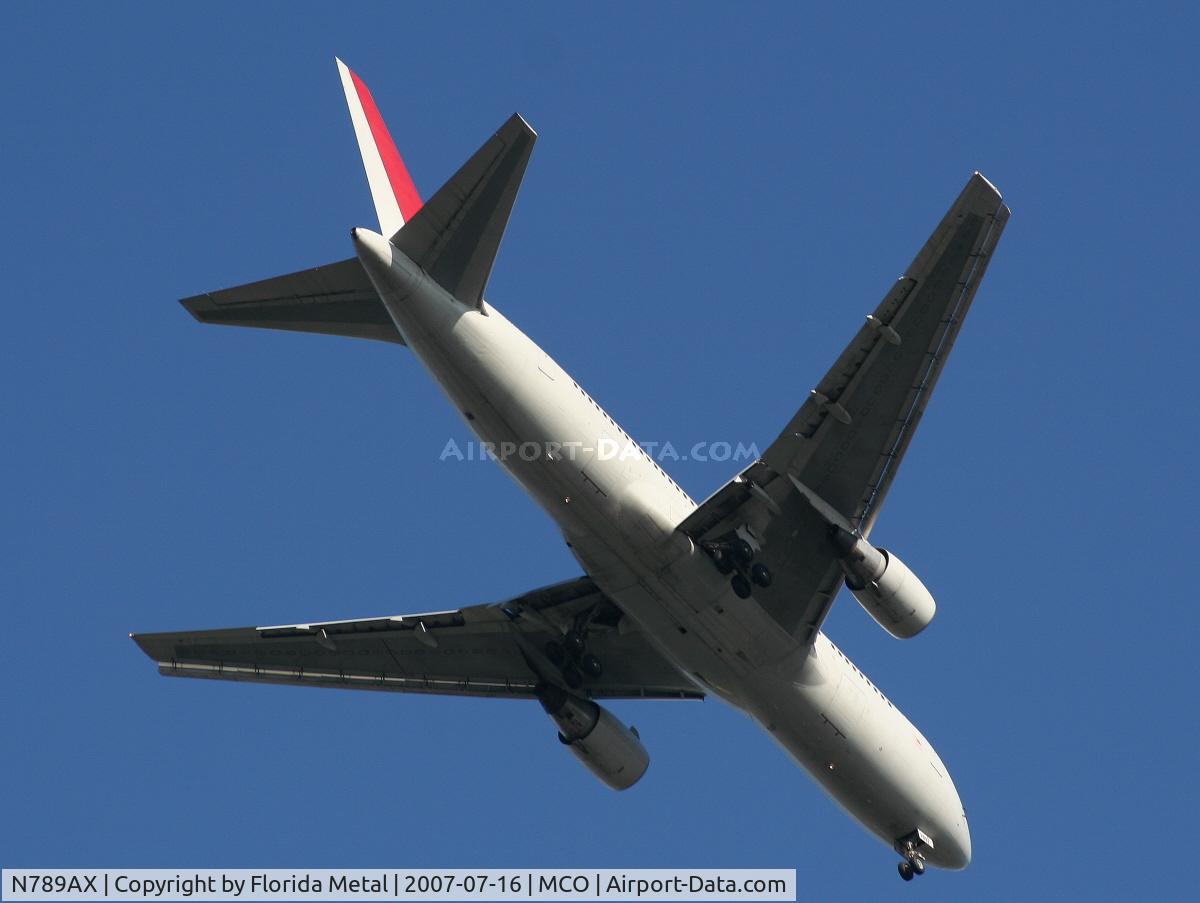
[354,229,971,869]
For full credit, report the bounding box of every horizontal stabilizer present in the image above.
[393,113,536,308]
[180,257,404,344]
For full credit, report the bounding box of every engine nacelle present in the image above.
[537,684,649,790]
[835,533,936,639]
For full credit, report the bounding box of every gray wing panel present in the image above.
[762,173,1010,533]
[678,174,1010,641]
[132,577,701,700]
[676,461,845,641]
[181,257,404,345]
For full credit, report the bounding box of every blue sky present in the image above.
[3,2,1198,900]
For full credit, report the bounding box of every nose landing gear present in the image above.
[893,829,931,882]
[896,857,925,881]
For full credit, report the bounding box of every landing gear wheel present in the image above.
[580,653,603,677]
[713,551,735,575]
[897,862,913,882]
[563,632,586,657]
[544,641,566,667]
[731,538,754,565]
[910,858,925,876]
[730,573,753,599]
[563,664,583,689]
[750,562,773,588]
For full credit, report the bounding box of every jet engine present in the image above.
[537,684,649,790]
[833,531,936,639]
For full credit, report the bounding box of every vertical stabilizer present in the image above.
[336,58,423,236]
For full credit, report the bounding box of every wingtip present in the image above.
[178,295,208,324]
[971,170,1003,199]
[512,112,538,138]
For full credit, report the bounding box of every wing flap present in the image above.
[180,257,404,345]
[154,660,539,698]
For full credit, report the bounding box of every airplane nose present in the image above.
[944,818,972,870]
[922,787,972,870]
[925,763,972,870]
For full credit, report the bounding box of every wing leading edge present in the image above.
[679,173,1010,642]
[132,577,702,701]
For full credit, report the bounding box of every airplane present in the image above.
[132,59,1009,881]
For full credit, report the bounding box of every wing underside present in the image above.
[132,577,702,701]
[679,173,1010,642]
[765,172,1011,534]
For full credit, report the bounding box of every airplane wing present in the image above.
[132,576,702,701]
[678,173,1010,642]
[180,257,405,344]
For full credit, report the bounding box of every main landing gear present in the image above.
[702,533,772,599]
[544,617,603,690]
